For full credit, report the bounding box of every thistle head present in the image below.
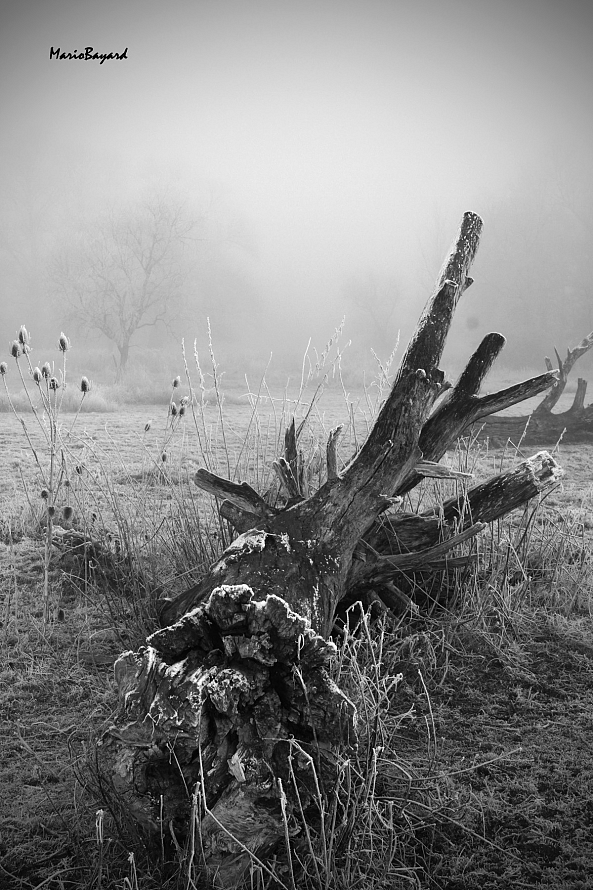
[18,326,30,347]
[80,376,91,393]
[41,362,52,379]
[0,361,7,376]
[58,332,71,352]
[33,367,42,384]
[10,341,21,359]
[172,375,181,388]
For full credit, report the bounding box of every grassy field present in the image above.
[1,362,592,889]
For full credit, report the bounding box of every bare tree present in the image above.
[51,193,198,378]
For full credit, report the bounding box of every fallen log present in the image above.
[474,333,593,445]
[99,212,565,885]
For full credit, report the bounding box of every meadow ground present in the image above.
[0,386,592,889]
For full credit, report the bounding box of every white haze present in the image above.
[1,0,593,381]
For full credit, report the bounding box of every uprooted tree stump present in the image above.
[473,332,593,445]
[98,211,566,887]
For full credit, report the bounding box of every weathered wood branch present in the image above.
[534,331,593,414]
[570,378,587,414]
[396,330,556,495]
[195,468,278,521]
[326,424,343,480]
[349,451,563,592]
[272,456,302,502]
[373,521,485,572]
[284,418,303,493]
[440,450,563,524]
[414,460,473,481]
[470,372,559,421]
[475,407,593,446]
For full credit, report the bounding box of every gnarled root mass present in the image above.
[99,584,356,887]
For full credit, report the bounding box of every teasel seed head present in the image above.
[62,505,74,521]
[41,362,52,378]
[172,375,180,388]
[179,404,186,417]
[144,421,151,432]
[58,332,71,352]
[18,326,30,347]
[75,465,83,475]
[161,452,167,462]
[33,367,42,383]
[80,376,91,393]
[170,401,178,417]
[41,488,49,500]
[0,361,7,375]
[180,395,190,406]
[11,341,21,358]
[48,505,55,517]
[49,376,59,391]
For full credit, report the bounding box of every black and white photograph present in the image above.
[1,2,593,887]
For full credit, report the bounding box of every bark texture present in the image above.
[100,585,355,887]
[99,212,567,886]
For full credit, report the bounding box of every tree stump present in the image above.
[98,212,566,885]
[100,584,355,886]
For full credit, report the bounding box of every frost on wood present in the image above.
[345,450,564,605]
[98,211,572,884]
[100,584,356,887]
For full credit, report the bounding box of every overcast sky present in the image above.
[1,0,592,370]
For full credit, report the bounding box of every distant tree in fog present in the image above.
[51,193,198,379]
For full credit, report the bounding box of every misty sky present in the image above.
[1,0,593,374]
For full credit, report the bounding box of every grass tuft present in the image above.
[1,334,592,888]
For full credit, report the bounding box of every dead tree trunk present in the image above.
[474,333,593,445]
[98,212,565,886]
